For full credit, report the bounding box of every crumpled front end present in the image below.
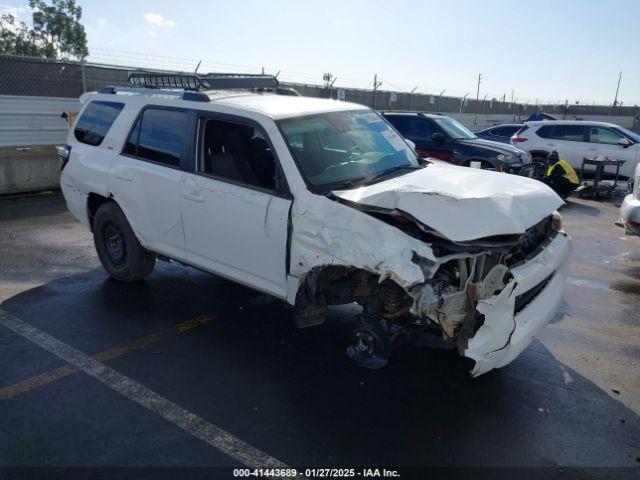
[409,217,571,376]
[461,232,571,375]
[290,188,571,377]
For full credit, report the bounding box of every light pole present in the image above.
[474,73,482,125]
[409,86,417,111]
[435,89,446,112]
[460,92,469,114]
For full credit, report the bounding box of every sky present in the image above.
[2,0,639,105]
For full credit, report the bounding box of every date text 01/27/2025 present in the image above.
[232,468,401,478]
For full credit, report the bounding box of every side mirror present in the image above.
[618,137,631,148]
[431,132,444,143]
[405,139,416,150]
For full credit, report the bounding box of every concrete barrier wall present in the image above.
[0,145,62,195]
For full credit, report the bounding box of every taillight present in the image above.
[511,136,527,143]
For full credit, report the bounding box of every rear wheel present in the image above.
[93,202,156,282]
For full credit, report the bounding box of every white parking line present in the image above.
[0,309,291,469]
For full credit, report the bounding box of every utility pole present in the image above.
[460,92,469,114]
[611,71,622,115]
[409,86,417,111]
[435,89,446,112]
[510,89,515,122]
[372,74,382,110]
[474,73,482,125]
[329,77,338,99]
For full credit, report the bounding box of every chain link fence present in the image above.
[1,53,638,135]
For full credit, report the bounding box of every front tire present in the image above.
[93,202,156,282]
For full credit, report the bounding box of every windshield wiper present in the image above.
[368,164,420,182]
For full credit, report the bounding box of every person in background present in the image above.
[542,150,579,199]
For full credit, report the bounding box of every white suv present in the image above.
[511,120,640,178]
[59,73,571,377]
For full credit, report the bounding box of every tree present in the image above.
[0,0,87,59]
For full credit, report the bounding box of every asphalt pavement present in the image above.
[0,193,638,479]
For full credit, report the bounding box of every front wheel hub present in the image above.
[346,318,391,370]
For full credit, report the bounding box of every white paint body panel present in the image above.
[181,173,291,299]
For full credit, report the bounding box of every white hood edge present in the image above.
[332,163,564,243]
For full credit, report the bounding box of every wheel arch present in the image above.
[529,149,551,160]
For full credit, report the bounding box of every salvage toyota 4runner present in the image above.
[59,73,571,376]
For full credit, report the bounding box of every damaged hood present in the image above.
[332,163,563,242]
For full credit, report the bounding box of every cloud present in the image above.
[146,29,158,38]
[0,4,28,18]
[143,13,175,27]
[97,17,109,27]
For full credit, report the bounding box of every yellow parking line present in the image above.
[0,314,214,401]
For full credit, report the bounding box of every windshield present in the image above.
[616,126,640,144]
[433,117,477,139]
[279,110,420,192]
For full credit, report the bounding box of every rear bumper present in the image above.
[465,232,572,376]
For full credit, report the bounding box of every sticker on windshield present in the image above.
[361,112,383,123]
[381,129,407,151]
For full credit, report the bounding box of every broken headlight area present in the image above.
[409,216,557,346]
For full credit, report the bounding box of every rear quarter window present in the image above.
[74,101,125,146]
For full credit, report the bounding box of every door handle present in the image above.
[113,169,134,182]
[182,190,205,203]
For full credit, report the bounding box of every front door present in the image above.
[181,115,291,298]
[586,126,639,178]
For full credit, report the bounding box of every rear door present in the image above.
[586,126,639,178]
[537,124,587,167]
[109,106,195,261]
[180,114,291,298]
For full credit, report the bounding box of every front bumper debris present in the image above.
[464,233,572,376]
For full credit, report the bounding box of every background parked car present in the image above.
[475,124,524,144]
[511,120,640,178]
[382,112,531,173]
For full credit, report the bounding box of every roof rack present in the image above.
[98,72,289,103]
[129,72,208,91]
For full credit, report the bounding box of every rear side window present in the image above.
[537,124,586,142]
[493,126,520,136]
[74,101,124,146]
[124,108,189,167]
